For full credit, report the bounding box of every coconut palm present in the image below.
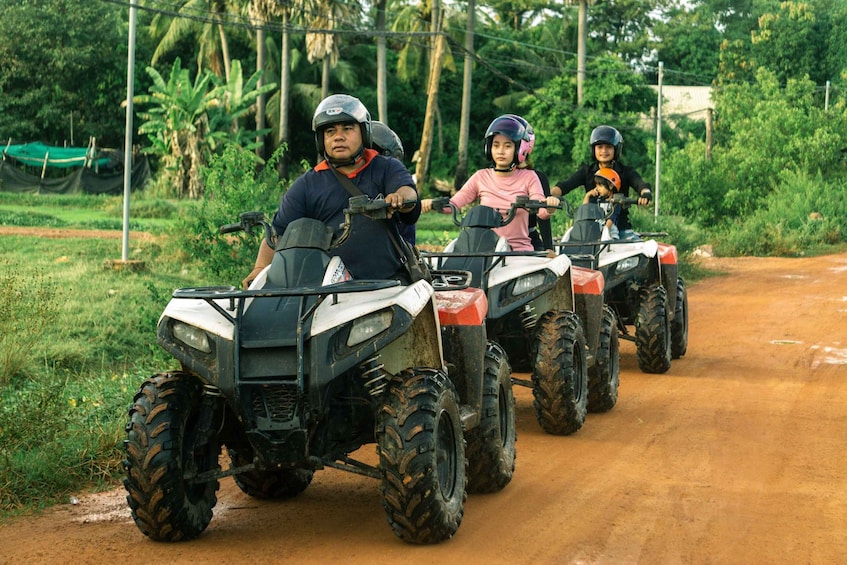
[143,0,245,82]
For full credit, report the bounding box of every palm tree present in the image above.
[143,0,244,82]
[248,0,283,159]
[304,0,362,98]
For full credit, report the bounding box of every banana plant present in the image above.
[135,58,275,198]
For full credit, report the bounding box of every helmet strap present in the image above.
[326,144,365,168]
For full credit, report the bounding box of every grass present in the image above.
[0,196,212,519]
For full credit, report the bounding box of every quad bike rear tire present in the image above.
[123,372,220,541]
[588,305,620,413]
[466,341,516,494]
[635,283,672,374]
[531,311,588,435]
[228,447,313,499]
[671,277,689,359]
[378,369,466,544]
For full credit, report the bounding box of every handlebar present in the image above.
[431,195,560,228]
[219,211,275,246]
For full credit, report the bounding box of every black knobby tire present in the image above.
[531,310,588,435]
[588,305,620,413]
[635,283,672,374]
[466,341,516,494]
[671,277,689,359]
[123,372,221,541]
[228,447,313,499]
[377,369,466,544]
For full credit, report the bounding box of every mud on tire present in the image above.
[588,305,620,413]
[466,341,516,494]
[635,283,672,374]
[531,311,588,435]
[228,447,313,499]
[377,369,466,544]
[671,278,688,359]
[123,372,221,541]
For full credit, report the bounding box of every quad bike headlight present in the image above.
[172,321,212,353]
[512,272,547,296]
[347,310,393,347]
[616,257,641,274]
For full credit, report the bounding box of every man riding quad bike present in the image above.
[123,196,517,545]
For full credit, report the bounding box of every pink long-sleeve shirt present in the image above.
[450,168,549,251]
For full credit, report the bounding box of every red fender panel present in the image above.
[572,266,604,296]
[658,243,678,266]
[435,287,488,326]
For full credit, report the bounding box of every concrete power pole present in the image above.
[577,0,587,106]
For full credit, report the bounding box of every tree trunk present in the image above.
[454,0,475,189]
[376,0,388,124]
[255,25,266,161]
[216,16,232,83]
[415,29,446,190]
[321,57,330,100]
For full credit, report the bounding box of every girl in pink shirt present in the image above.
[422,115,559,251]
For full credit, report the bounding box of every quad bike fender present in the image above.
[572,267,605,367]
[596,238,659,270]
[309,280,434,337]
[657,243,678,266]
[435,288,489,429]
[487,253,571,289]
[159,298,235,341]
[376,294,444,374]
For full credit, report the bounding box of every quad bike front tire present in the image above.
[635,283,672,374]
[671,277,689,359]
[378,369,466,544]
[466,341,516,494]
[123,372,221,541]
[531,310,588,435]
[588,305,620,413]
[228,447,313,499]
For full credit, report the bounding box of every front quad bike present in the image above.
[423,196,612,433]
[558,194,688,374]
[123,196,516,545]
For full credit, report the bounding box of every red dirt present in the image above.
[2,251,847,564]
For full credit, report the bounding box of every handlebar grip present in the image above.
[431,197,451,210]
[219,223,243,234]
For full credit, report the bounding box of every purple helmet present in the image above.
[484,115,533,168]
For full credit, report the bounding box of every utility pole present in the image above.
[577,0,587,106]
[121,2,137,262]
[654,62,663,220]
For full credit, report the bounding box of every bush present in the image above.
[711,170,844,256]
[174,144,290,286]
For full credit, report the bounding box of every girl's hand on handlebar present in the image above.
[420,198,433,213]
[545,196,560,213]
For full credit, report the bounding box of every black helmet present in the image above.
[483,114,530,170]
[589,125,623,161]
[370,121,404,160]
[312,94,372,163]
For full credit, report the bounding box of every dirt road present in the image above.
[2,253,847,564]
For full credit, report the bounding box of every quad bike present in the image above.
[123,195,516,545]
[557,194,688,374]
[423,196,619,433]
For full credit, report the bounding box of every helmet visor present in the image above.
[486,116,525,142]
